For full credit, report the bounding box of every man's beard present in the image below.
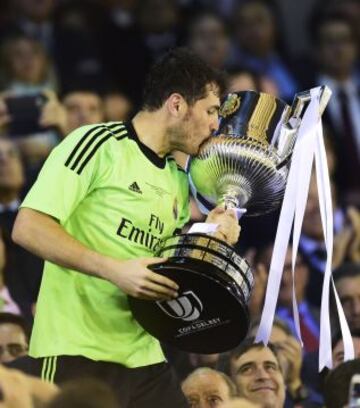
[167,122,192,153]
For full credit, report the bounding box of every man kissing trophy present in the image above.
[130,87,331,354]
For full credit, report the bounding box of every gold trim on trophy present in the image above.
[247,93,277,144]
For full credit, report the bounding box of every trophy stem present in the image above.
[216,181,250,211]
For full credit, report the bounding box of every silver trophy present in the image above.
[189,87,331,215]
[129,87,331,354]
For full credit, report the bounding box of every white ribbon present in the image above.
[255,87,354,370]
[314,120,354,368]
[291,120,316,346]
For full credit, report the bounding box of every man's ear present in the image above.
[166,93,187,117]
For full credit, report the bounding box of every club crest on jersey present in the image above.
[173,197,178,220]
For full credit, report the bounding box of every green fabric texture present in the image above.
[21,122,190,367]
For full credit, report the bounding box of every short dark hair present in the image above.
[0,313,28,340]
[324,359,360,408]
[229,337,281,371]
[333,262,360,284]
[250,316,293,337]
[142,47,226,110]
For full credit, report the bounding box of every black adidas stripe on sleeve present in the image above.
[64,123,127,175]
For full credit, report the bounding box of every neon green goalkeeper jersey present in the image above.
[21,121,190,367]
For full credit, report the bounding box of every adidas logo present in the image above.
[129,182,142,194]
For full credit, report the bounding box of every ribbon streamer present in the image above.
[256,87,354,370]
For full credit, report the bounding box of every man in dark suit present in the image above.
[308,13,360,206]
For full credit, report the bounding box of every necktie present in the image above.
[299,311,319,352]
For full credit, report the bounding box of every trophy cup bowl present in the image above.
[129,88,331,354]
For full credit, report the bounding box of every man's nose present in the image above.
[0,349,14,363]
[254,365,271,379]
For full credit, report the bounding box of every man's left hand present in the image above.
[205,207,241,245]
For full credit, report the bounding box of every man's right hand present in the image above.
[104,257,179,301]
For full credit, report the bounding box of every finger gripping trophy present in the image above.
[129,87,331,353]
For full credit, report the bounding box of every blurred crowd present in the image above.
[0,0,360,407]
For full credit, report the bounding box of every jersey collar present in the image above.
[126,121,167,169]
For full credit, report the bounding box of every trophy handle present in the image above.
[290,85,332,123]
[276,85,332,168]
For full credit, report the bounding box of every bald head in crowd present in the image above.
[182,367,237,408]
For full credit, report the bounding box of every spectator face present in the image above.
[0,323,28,363]
[232,347,285,408]
[3,38,48,84]
[336,275,360,331]
[333,336,360,368]
[169,84,220,155]
[63,92,104,133]
[188,14,229,69]
[332,0,360,46]
[317,21,357,78]
[103,93,132,122]
[0,140,24,193]
[248,325,291,379]
[182,370,232,408]
[233,2,275,57]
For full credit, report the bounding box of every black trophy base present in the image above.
[129,256,250,354]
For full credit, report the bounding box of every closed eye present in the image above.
[207,106,220,115]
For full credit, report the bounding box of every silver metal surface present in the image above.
[189,86,331,216]
[158,234,253,302]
